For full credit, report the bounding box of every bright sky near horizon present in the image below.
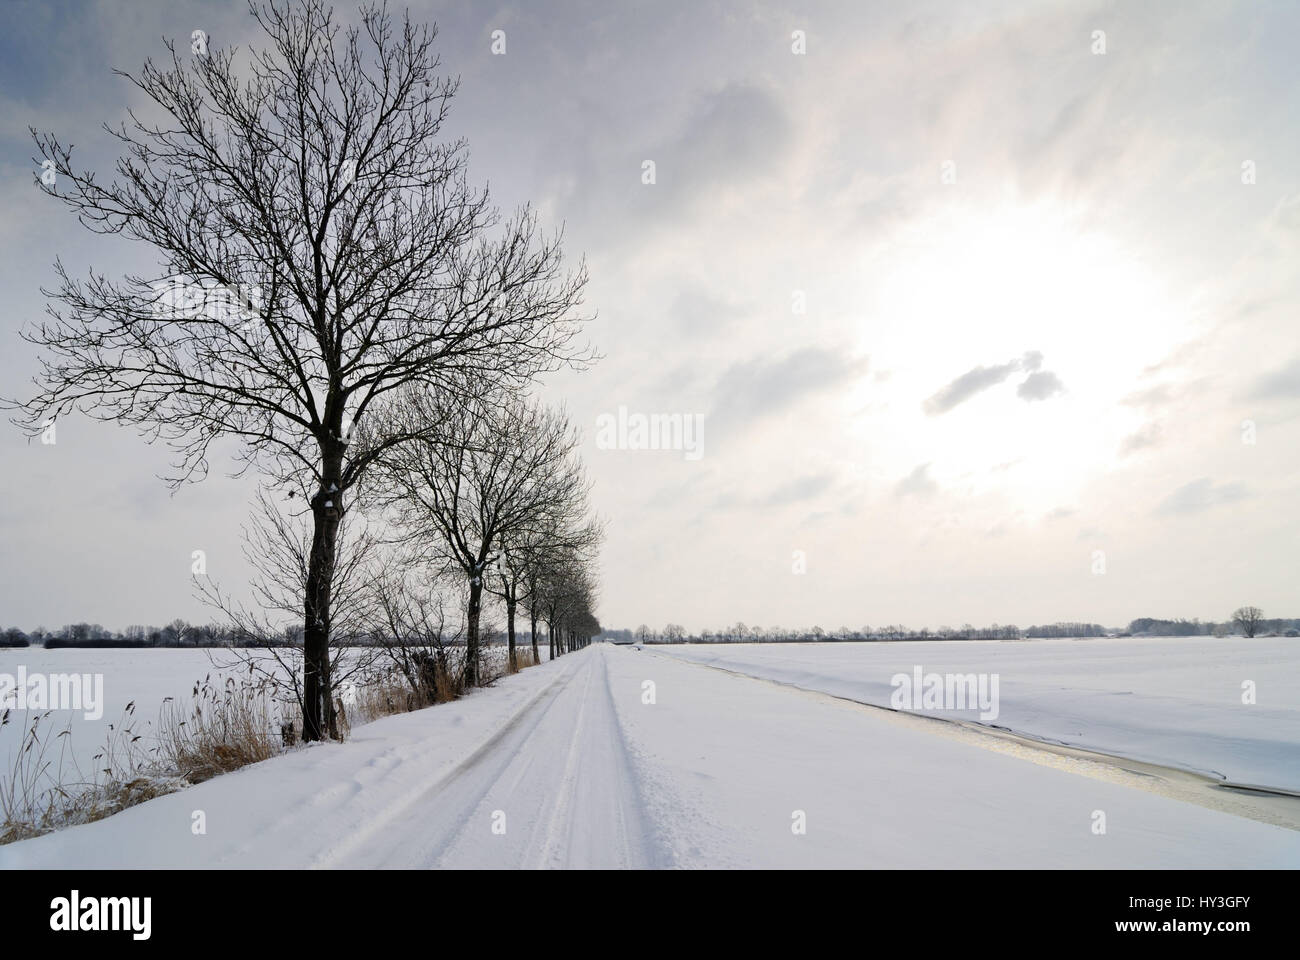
[1,0,1297,634]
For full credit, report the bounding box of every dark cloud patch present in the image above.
[895,462,937,498]
[923,351,1059,415]
[1119,422,1162,456]
[709,346,867,439]
[1247,357,1300,401]
[1155,478,1249,516]
[642,83,790,219]
[1017,370,1064,402]
[761,473,836,507]
[668,286,751,337]
[923,359,1021,415]
[1274,194,1300,233]
[677,84,788,181]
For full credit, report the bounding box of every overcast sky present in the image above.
[2,0,1298,634]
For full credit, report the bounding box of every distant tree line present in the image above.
[602,612,1298,645]
[0,620,292,648]
[0,616,578,650]
[1024,623,1108,638]
[1122,614,1298,638]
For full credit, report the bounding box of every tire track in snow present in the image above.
[311,655,583,868]
[326,647,665,868]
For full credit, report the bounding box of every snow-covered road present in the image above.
[3,644,1298,868]
[323,645,665,868]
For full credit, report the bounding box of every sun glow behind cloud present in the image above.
[848,197,1188,513]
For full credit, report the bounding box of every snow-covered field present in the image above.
[0,647,236,775]
[650,637,1300,792]
[2,642,1297,869]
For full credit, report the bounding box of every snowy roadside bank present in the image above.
[0,652,583,868]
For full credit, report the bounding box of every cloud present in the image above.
[1247,357,1300,401]
[1017,370,1064,402]
[923,359,1022,415]
[668,285,750,337]
[1122,384,1174,409]
[1119,422,1162,456]
[1141,340,1206,377]
[709,346,866,437]
[1155,478,1249,516]
[923,351,1060,415]
[648,82,790,217]
[1273,193,1300,234]
[762,473,836,507]
[895,462,938,498]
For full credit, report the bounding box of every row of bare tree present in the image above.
[12,0,602,740]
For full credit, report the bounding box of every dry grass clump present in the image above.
[156,676,279,783]
[1,675,279,845]
[506,646,538,674]
[1,703,184,845]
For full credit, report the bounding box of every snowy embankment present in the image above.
[651,637,1300,793]
[0,644,551,775]
[2,643,1298,868]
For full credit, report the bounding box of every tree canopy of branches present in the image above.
[18,0,590,740]
[375,388,591,685]
[506,511,603,667]
[535,549,602,658]
[1232,606,1264,638]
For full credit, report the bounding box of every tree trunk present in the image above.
[466,575,483,687]
[506,592,517,672]
[530,608,540,664]
[303,445,344,743]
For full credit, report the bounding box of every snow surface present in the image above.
[649,637,1300,792]
[0,648,233,774]
[2,643,1297,868]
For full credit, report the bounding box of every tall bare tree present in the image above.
[16,0,590,739]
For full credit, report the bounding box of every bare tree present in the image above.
[17,0,590,739]
[536,550,600,656]
[500,510,601,670]
[375,390,588,685]
[197,487,380,738]
[368,564,464,705]
[493,527,544,671]
[1232,606,1264,638]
